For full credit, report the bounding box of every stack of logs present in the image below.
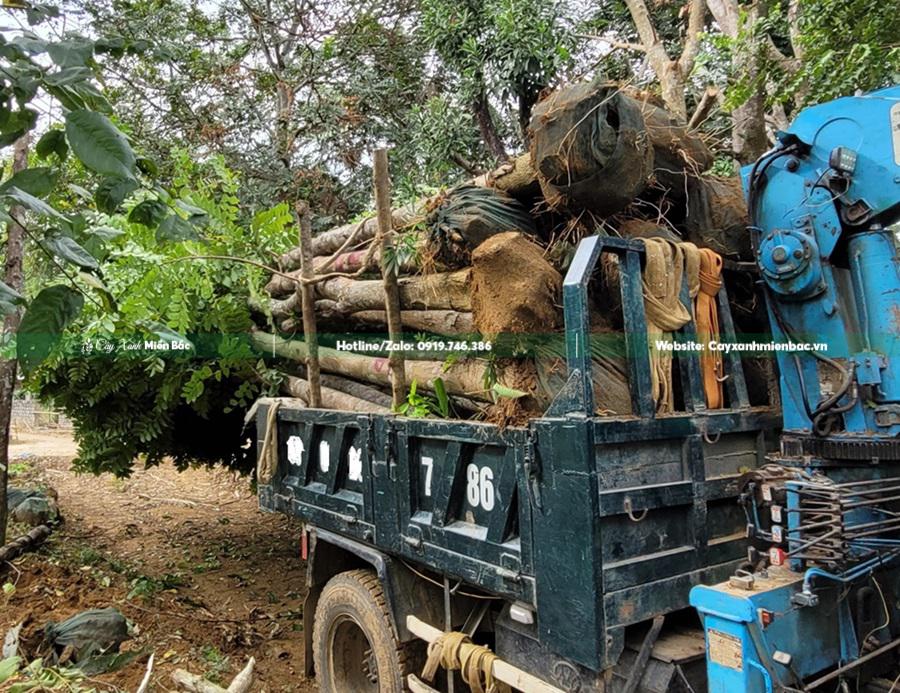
[250,78,753,420]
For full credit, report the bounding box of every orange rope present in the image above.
[696,248,724,408]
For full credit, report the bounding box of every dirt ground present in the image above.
[2,428,317,692]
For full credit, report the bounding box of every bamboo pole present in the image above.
[295,201,322,407]
[373,149,406,409]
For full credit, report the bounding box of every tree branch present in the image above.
[688,86,719,129]
[678,0,706,75]
[576,35,648,52]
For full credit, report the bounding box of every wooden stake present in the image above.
[295,201,322,408]
[373,149,406,408]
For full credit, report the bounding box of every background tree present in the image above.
[0,3,212,541]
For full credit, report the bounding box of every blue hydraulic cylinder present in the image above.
[847,227,900,405]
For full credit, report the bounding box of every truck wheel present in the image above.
[313,569,409,692]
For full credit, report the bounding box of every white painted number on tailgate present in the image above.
[348,446,363,482]
[319,440,330,473]
[286,436,304,466]
[466,463,495,511]
[421,456,434,496]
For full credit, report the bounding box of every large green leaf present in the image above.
[0,656,20,684]
[65,110,136,181]
[87,225,124,241]
[47,38,93,68]
[94,177,138,214]
[35,129,68,161]
[0,280,26,317]
[43,66,93,87]
[44,234,100,270]
[156,214,201,242]
[128,199,167,227]
[0,167,59,197]
[17,285,84,371]
[1,186,66,222]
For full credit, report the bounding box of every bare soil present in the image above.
[2,429,316,692]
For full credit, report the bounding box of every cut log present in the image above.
[478,153,540,198]
[276,156,542,273]
[318,373,394,408]
[269,268,472,310]
[0,524,51,565]
[252,330,498,401]
[282,375,391,413]
[319,246,418,275]
[351,310,475,335]
[277,203,423,271]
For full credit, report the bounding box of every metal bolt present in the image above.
[772,246,788,263]
[793,249,803,259]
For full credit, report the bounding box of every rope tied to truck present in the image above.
[642,238,696,413]
[696,248,724,408]
[641,239,724,412]
[422,631,512,693]
[256,400,282,485]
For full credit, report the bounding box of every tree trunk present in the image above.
[350,310,475,335]
[322,270,471,312]
[316,373,393,408]
[373,149,406,408]
[705,0,769,163]
[251,330,495,401]
[731,90,768,164]
[296,201,322,407]
[268,268,472,310]
[281,375,390,413]
[473,89,508,162]
[0,524,51,565]
[277,203,423,270]
[476,153,540,199]
[0,134,28,544]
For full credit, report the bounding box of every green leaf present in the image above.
[43,66,93,87]
[0,656,20,684]
[128,199,167,227]
[491,382,527,399]
[78,271,115,312]
[433,377,449,417]
[10,35,48,55]
[87,225,124,241]
[35,129,68,161]
[175,199,208,219]
[0,186,66,222]
[65,110,136,181]
[136,156,158,177]
[156,214,201,242]
[0,167,59,198]
[47,38,93,68]
[17,285,84,371]
[94,177,138,214]
[44,234,100,270]
[0,280,26,317]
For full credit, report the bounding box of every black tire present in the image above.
[313,569,410,693]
